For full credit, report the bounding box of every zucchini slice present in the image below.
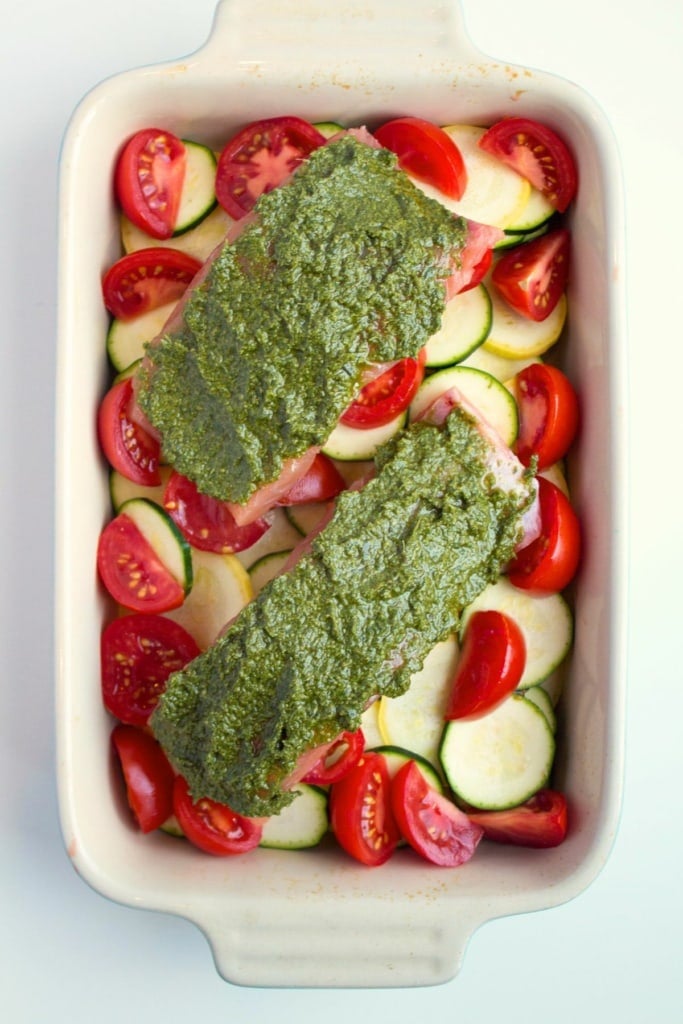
[163,548,252,650]
[423,283,492,368]
[484,288,568,360]
[120,202,232,263]
[109,466,172,513]
[284,502,329,537]
[248,548,293,595]
[439,693,555,810]
[369,745,443,793]
[322,409,407,461]
[460,577,573,689]
[119,497,193,597]
[259,784,329,850]
[107,301,176,372]
[409,365,519,447]
[174,140,218,235]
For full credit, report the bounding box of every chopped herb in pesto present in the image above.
[151,408,535,818]
[135,136,468,503]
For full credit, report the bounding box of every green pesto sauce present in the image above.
[151,408,535,818]
[135,137,468,503]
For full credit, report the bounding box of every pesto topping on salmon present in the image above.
[135,136,468,503]
[151,408,535,817]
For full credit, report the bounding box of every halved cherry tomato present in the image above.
[102,247,201,320]
[508,477,581,593]
[97,512,186,613]
[163,471,270,554]
[114,128,187,239]
[492,229,570,322]
[111,724,176,833]
[375,117,467,200]
[478,117,578,213]
[172,776,263,856]
[391,760,483,867]
[458,246,493,294]
[340,354,426,429]
[215,116,327,219]
[445,610,526,721]
[329,752,400,866]
[466,789,568,848]
[98,376,161,486]
[514,363,579,469]
[302,729,365,785]
[101,614,200,726]
[276,453,347,506]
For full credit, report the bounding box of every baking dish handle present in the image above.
[199,0,483,68]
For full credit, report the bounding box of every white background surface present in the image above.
[1,0,680,1020]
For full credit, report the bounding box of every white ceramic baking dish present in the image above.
[55,0,628,988]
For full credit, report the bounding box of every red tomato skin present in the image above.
[111,724,176,833]
[375,117,467,200]
[508,477,581,594]
[445,610,526,721]
[492,229,570,322]
[514,363,579,469]
[101,614,200,726]
[102,247,201,320]
[391,761,483,867]
[329,752,400,866]
[340,355,426,429]
[478,117,578,213]
[172,776,263,856]
[302,730,365,785]
[98,377,161,486]
[215,116,327,219]
[276,453,346,506]
[97,513,186,614]
[466,789,568,848]
[457,246,493,294]
[163,471,270,554]
[115,128,187,239]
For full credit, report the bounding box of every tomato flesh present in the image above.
[102,247,201,320]
[466,789,568,848]
[276,453,346,506]
[375,117,467,200]
[97,512,186,613]
[215,116,327,219]
[115,128,187,239]
[340,355,425,429]
[445,610,526,720]
[163,471,270,554]
[101,614,200,726]
[492,229,570,322]
[514,363,579,469]
[302,729,365,785]
[111,724,176,832]
[98,377,161,486]
[329,752,399,866]
[391,761,483,867]
[508,477,581,593]
[173,776,263,855]
[478,117,578,213]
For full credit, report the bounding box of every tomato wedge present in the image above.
[329,752,400,866]
[466,789,568,848]
[276,453,346,506]
[445,610,526,720]
[114,127,187,239]
[172,776,263,856]
[375,117,467,200]
[508,477,581,594]
[492,229,570,322]
[514,363,579,469]
[97,512,186,613]
[101,614,200,726]
[478,117,578,213]
[111,724,176,833]
[98,376,161,486]
[102,247,201,320]
[391,760,483,867]
[340,355,426,429]
[163,471,270,554]
[302,729,365,785]
[215,116,327,219]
